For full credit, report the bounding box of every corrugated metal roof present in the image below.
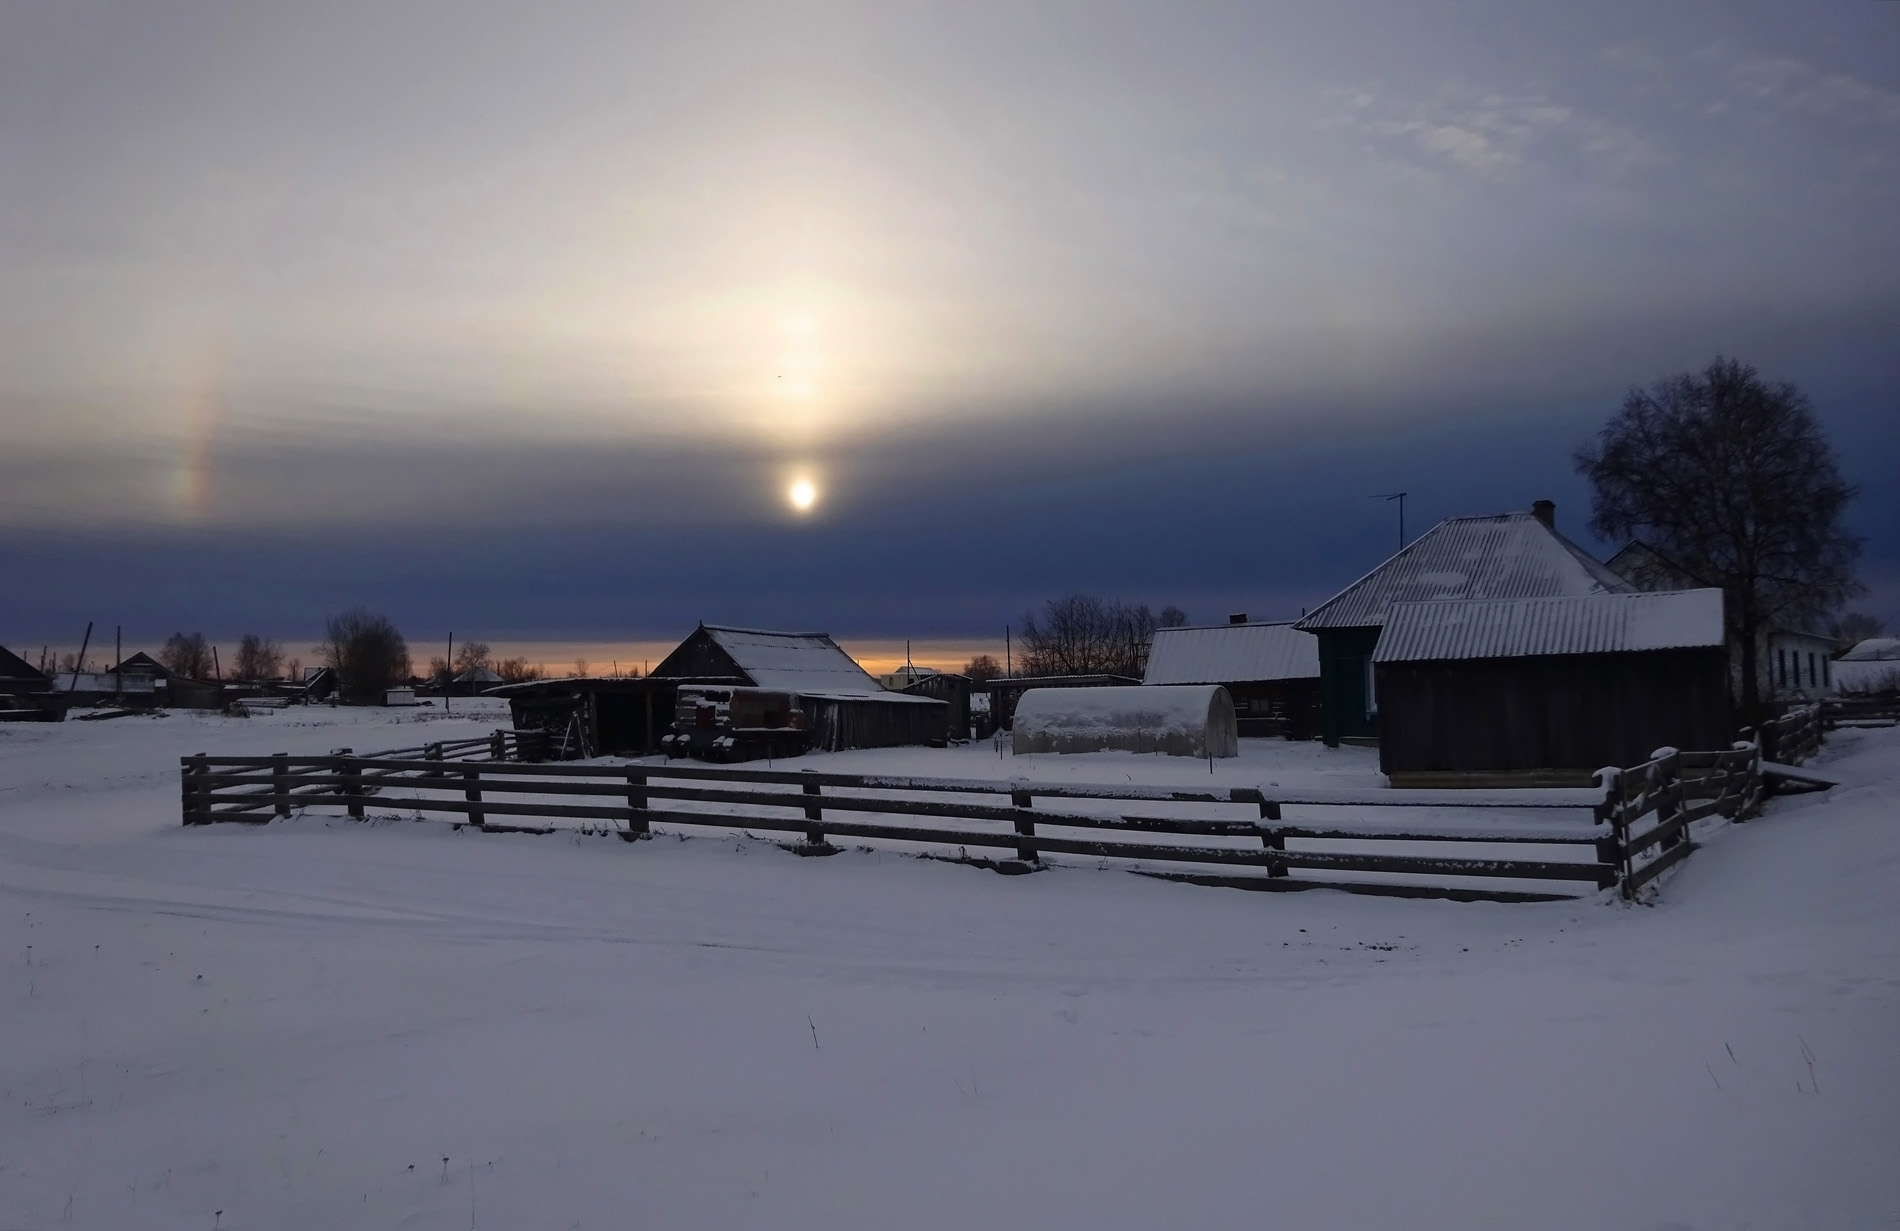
[1143,622,1319,685]
[1294,512,1632,631]
[703,626,887,695]
[1372,589,1725,664]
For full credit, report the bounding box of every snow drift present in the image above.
[1011,685,1238,757]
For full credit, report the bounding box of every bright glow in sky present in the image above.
[2,1,1896,640]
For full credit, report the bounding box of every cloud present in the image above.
[1721,50,1900,127]
[1338,85,1665,179]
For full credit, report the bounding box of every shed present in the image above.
[0,645,51,695]
[1011,685,1238,758]
[0,646,64,721]
[492,624,948,761]
[1608,538,1837,708]
[1142,621,1320,739]
[1295,502,1630,746]
[1371,589,1731,786]
[984,674,1140,733]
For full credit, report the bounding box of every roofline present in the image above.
[1294,510,1626,631]
[1152,620,1303,633]
[700,624,839,640]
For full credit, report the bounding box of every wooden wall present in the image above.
[1377,648,1733,777]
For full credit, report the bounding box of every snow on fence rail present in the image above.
[181,754,1626,903]
[178,706,1829,903]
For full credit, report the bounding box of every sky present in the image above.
[4,1,1898,672]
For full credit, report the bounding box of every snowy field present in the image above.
[3,702,1898,1229]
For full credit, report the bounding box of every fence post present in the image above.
[802,775,826,848]
[463,765,485,829]
[490,730,507,762]
[1651,748,1683,852]
[337,749,363,820]
[181,755,207,825]
[1256,796,1287,877]
[623,769,648,841]
[273,752,291,819]
[1011,786,1038,863]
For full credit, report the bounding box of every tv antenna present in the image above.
[1370,492,1407,551]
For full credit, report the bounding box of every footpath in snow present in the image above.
[1,703,1896,1229]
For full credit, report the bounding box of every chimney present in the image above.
[1531,499,1555,530]
[1228,613,1248,625]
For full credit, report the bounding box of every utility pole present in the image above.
[1371,492,1408,551]
[69,622,93,691]
[445,632,453,715]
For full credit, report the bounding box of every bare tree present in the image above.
[159,632,213,680]
[1828,611,1885,655]
[1159,606,1190,629]
[570,658,589,678]
[452,641,492,674]
[232,634,283,681]
[962,653,1002,684]
[318,608,411,701]
[1575,357,1861,716]
[494,657,545,684]
[1017,593,1164,678]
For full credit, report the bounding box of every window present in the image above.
[1824,657,1831,687]
[1778,648,1787,687]
[1808,653,1817,688]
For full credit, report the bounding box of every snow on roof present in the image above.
[1295,512,1632,632]
[1841,637,1900,662]
[1143,622,1318,685]
[455,665,504,683]
[1373,589,1725,664]
[702,626,886,695]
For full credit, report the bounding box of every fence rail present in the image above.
[181,753,1632,902]
[180,707,1834,902]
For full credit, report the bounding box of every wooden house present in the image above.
[1371,589,1731,786]
[1141,619,1320,739]
[1294,501,1631,746]
[492,624,947,761]
[0,645,64,721]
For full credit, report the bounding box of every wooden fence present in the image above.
[179,702,1844,902]
[1597,742,1763,899]
[181,753,1635,902]
[1824,694,1900,728]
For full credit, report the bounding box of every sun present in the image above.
[788,478,818,512]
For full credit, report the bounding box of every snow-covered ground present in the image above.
[2,703,1897,1229]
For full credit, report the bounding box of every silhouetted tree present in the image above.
[1829,611,1885,656]
[1159,606,1190,628]
[494,657,544,684]
[962,653,1002,684]
[318,608,411,702]
[1018,594,1166,678]
[159,632,213,680]
[1575,357,1860,715]
[232,634,283,681]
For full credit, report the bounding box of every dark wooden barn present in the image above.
[1295,501,1634,747]
[0,645,64,721]
[1141,620,1321,739]
[1372,589,1732,786]
[490,625,947,761]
